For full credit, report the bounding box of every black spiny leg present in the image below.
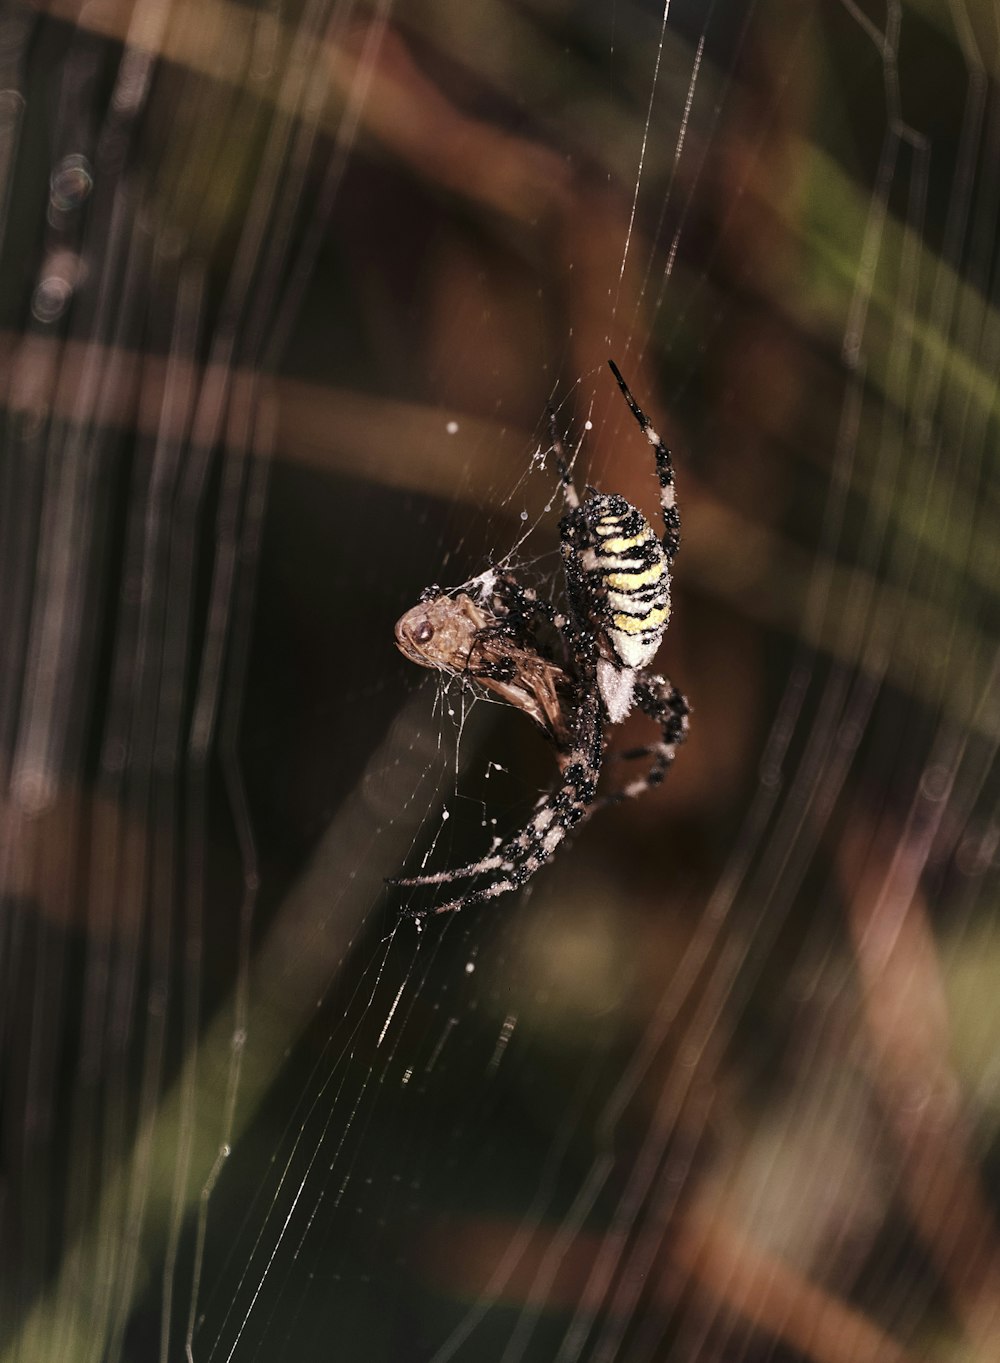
[546,407,599,663]
[392,688,604,916]
[608,360,681,563]
[487,571,561,638]
[600,673,690,806]
[475,571,579,684]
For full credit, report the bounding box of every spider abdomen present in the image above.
[588,494,670,671]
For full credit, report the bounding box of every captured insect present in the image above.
[391,361,690,917]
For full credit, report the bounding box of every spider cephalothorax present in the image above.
[391,361,689,917]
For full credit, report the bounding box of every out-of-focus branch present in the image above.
[840,808,1000,1353]
[419,1208,921,1363]
[674,1205,918,1363]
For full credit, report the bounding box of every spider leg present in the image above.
[597,672,689,807]
[392,689,604,916]
[549,408,611,660]
[473,569,577,682]
[608,361,680,563]
[488,571,565,638]
[390,852,506,890]
[547,406,580,511]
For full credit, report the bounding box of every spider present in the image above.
[391,361,690,917]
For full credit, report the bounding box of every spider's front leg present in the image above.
[608,360,681,563]
[546,405,582,512]
[485,570,566,641]
[468,569,581,691]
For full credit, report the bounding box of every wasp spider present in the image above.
[391,362,690,918]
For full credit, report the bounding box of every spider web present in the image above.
[1,2,999,1362]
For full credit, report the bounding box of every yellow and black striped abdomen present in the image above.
[590,495,670,669]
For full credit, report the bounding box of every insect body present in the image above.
[395,582,572,752]
[391,361,689,917]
